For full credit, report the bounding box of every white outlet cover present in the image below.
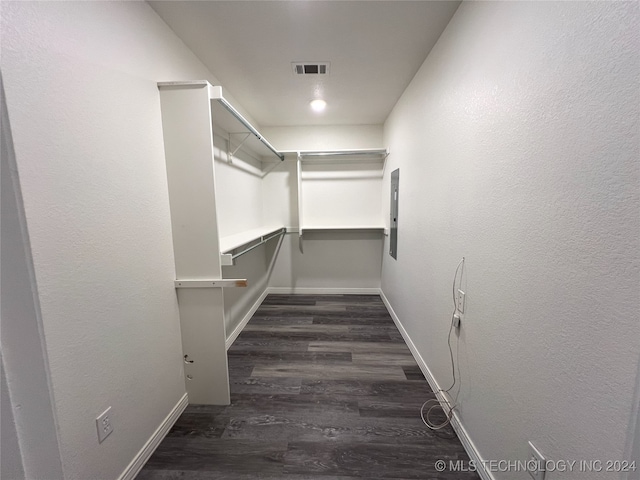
[527,441,546,480]
[96,406,113,443]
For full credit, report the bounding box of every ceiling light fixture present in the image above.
[310,99,327,113]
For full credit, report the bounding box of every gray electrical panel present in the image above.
[390,169,399,259]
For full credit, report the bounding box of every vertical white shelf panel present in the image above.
[158,81,230,405]
[157,81,285,405]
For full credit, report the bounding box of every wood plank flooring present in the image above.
[138,294,479,480]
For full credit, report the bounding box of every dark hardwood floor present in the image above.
[138,294,479,479]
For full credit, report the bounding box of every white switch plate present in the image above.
[527,441,546,480]
[96,407,113,443]
[457,289,466,313]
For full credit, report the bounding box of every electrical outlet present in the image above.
[457,289,466,313]
[96,407,113,443]
[527,441,546,480]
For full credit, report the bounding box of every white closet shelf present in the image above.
[209,85,284,163]
[291,148,389,160]
[220,226,286,265]
[158,81,284,163]
[300,226,385,233]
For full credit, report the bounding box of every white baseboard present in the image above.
[380,290,494,480]
[118,392,188,480]
[225,288,270,350]
[267,287,381,295]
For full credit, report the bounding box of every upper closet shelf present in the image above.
[300,226,385,233]
[294,148,389,162]
[209,86,284,163]
[158,81,284,163]
[219,226,286,266]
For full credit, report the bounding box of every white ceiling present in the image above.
[149,1,460,127]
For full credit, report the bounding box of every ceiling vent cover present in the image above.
[292,62,330,75]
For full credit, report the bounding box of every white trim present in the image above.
[267,287,381,295]
[225,289,270,350]
[379,290,494,480]
[118,393,188,480]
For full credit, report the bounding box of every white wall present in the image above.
[381,2,639,478]
[0,2,230,478]
[213,141,273,335]
[222,237,280,335]
[269,231,382,293]
[301,160,383,228]
[262,125,383,152]
[213,137,264,240]
[262,156,300,230]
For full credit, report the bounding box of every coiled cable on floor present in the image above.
[421,257,464,431]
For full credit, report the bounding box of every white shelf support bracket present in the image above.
[261,159,282,178]
[227,132,252,163]
[382,148,390,174]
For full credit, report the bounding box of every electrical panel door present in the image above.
[390,169,399,259]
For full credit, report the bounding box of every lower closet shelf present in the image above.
[219,226,286,265]
[300,226,385,234]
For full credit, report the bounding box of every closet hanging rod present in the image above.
[231,228,286,261]
[174,279,248,288]
[215,96,285,162]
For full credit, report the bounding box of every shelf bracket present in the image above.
[213,89,284,162]
[261,159,282,178]
[228,132,252,163]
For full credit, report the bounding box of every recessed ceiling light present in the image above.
[310,99,327,112]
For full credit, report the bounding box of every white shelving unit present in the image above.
[297,149,389,247]
[157,81,285,405]
[158,80,389,402]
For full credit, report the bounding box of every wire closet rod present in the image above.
[216,97,285,162]
[231,228,286,261]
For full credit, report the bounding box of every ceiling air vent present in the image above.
[292,62,330,75]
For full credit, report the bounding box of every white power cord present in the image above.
[421,257,464,430]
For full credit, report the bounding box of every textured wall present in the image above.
[214,147,270,335]
[382,2,639,478]
[1,2,224,478]
[261,125,384,152]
